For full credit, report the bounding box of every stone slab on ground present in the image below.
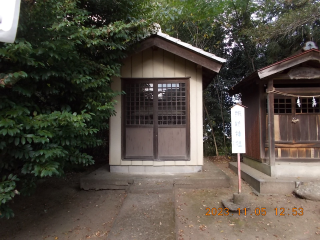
[80,159,231,191]
[129,178,174,193]
[294,181,320,201]
[107,192,175,240]
[80,165,134,190]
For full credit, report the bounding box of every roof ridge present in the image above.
[155,32,226,63]
[258,49,320,72]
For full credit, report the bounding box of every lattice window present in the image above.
[274,98,292,114]
[125,83,154,125]
[296,97,320,113]
[266,98,292,114]
[158,83,186,125]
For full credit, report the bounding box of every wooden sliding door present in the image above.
[123,79,189,160]
[267,95,320,159]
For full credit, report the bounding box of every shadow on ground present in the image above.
[1,157,320,240]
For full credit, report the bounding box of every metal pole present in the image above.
[237,153,241,194]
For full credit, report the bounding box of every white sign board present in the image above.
[231,104,246,153]
[0,0,21,43]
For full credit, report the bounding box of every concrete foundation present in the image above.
[272,162,320,178]
[81,159,230,191]
[243,157,271,176]
[229,162,320,194]
[110,165,202,174]
[243,157,320,178]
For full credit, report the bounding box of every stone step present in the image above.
[229,162,297,194]
[80,160,231,191]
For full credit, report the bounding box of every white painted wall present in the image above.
[109,48,203,172]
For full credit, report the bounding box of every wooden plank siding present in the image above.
[266,113,320,160]
[242,84,261,161]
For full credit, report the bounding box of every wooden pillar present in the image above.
[267,80,275,166]
[259,82,266,160]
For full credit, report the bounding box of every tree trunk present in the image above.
[204,102,219,156]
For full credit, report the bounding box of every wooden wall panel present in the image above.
[290,148,298,158]
[281,148,289,157]
[195,64,203,165]
[309,115,317,141]
[274,115,280,141]
[126,128,153,157]
[314,148,320,158]
[121,57,132,78]
[174,55,186,77]
[278,115,292,141]
[143,48,153,77]
[242,84,261,160]
[318,116,320,140]
[109,77,122,165]
[153,49,164,77]
[298,148,306,158]
[266,115,268,142]
[298,115,309,141]
[158,128,186,157]
[186,61,197,165]
[265,148,269,158]
[132,52,143,77]
[273,147,320,160]
[163,51,174,77]
[306,148,311,158]
[287,115,293,141]
[274,114,320,161]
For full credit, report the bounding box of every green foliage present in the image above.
[0,0,155,218]
[160,0,228,49]
[0,174,19,218]
[242,0,320,63]
[159,0,235,156]
[160,0,320,156]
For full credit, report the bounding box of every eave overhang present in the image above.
[131,33,226,89]
[258,49,320,79]
[229,49,320,95]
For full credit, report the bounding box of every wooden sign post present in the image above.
[231,104,246,194]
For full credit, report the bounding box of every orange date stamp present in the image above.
[205,207,304,216]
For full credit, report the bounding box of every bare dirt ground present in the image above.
[175,157,320,240]
[0,163,126,240]
[1,157,320,240]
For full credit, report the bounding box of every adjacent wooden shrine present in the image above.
[109,30,226,173]
[229,49,320,177]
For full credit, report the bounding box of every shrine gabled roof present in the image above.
[132,32,226,74]
[156,31,226,64]
[258,49,320,79]
[229,49,320,95]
